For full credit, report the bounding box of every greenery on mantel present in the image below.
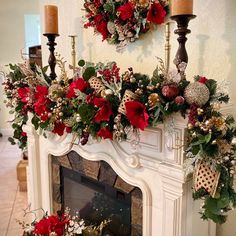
[2,56,236,224]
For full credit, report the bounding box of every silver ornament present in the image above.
[107,21,116,34]
[105,89,114,96]
[184,82,210,106]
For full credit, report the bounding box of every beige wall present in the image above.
[39,0,236,235]
[0,0,39,132]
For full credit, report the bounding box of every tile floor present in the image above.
[0,135,29,236]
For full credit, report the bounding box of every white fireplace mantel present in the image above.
[24,114,216,236]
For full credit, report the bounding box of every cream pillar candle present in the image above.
[171,0,193,16]
[44,5,59,34]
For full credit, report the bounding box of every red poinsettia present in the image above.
[17,87,31,103]
[49,215,69,236]
[33,214,68,236]
[33,85,50,121]
[98,127,113,140]
[147,2,166,25]
[94,15,109,41]
[125,101,149,130]
[52,122,66,136]
[66,78,89,98]
[198,76,208,84]
[117,2,134,21]
[94,97,113,122]
[33,217,51,235]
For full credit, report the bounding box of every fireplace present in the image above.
[51,151,142,236]
[24,113,216,236]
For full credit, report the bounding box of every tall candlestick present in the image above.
[171,0,193,16]
[44,5,58,34]
[165,22,171,72]
[69,35,77,71]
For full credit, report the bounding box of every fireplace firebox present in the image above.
[52,151,143,236]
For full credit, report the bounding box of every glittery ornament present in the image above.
[161,84,179,99]
[184,82,210,106]
[148,93,160,107]
[174,96,185,105]
[209,117,226,130]
[48,84,64,101]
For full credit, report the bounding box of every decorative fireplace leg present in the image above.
[23,114,42,216]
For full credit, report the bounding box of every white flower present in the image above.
[168,69,181,83]
[178,62,187,72]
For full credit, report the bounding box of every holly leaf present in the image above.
[205,132,212,143]
[32,116,40,130]
[78,104,95,124]
[217,191,230,209]
[103,0,115,14]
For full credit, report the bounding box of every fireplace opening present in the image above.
[61,166,131,235]
[52,151,143,236]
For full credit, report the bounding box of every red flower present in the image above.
[52,122,66,136]
[33,214,68,236]
[66,78,89,98]
[117,2,134,21]
[94,97,113,122]
[35,85,48,99]
[94,15,109,41]
[125,101,149,130]
[147,2,166,25]
[198,76,208,84]
[33,85,49,121]
[66,127,72,133]
[98,127,113,140]
[33,217,51,235]
[18,87,30,103]
[94,0,102,7]
[21,132,27,137]
[49,215,69,236]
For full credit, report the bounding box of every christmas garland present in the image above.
[84,0,169,51]
[3,57,236,224]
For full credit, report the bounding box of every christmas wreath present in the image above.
[3,57,236,224]
[84,0,169,51]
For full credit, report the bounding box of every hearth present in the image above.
[51,151,143,236]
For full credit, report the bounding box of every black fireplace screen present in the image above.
[60,166,131,236]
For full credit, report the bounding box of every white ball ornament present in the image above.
[184,82,210,106]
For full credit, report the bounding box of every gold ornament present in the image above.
[48,83,64,102]
[148,93,160,107]
[184,82,210,106]
[208,116,226,130]
[194,161,220,197]
[135,88,143,95]
[118,90,139,115]
[49,232,57,236]
[187,123,193,129]
[216,139,232,154]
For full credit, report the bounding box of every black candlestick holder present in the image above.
[43,33,59,80]
[170,14,196,66]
